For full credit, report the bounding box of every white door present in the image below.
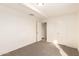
[36,21,42,42]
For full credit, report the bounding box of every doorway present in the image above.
[36,21,47,42]
[41,22,47,42]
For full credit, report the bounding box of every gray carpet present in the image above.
[59,44,79,56]
[2,41,61,56]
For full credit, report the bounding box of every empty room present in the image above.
[0,3,79,56]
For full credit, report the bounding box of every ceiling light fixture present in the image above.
[36,3,45,6]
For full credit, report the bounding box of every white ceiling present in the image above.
[0,3,45,20]
[25,3,79,19]
[0,3,79,20]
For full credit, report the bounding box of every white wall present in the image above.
[77,12,79,50]
[47,13,78,48]
[0,5,38,55]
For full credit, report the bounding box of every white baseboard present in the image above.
[53,40,68,56]
[77,48,79,52]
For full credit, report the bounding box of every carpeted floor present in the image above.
[59,44,79,56]
[2,41,61,56]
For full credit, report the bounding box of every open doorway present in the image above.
[36,21,47,42]
[41,22,47,42]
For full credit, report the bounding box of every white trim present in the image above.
[77,48,79,52]
[53,40,68,56]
